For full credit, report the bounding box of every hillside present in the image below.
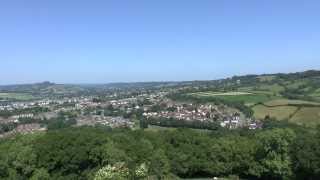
[0,82,93,101]
[170,70,320,127]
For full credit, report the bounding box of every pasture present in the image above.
[253,105,298,120]
[190,91,253,96]
[257,84,285,93]
[189,91,274,105]
[311,88,320,97]
[263,99,320,106]
[290,107,320,126]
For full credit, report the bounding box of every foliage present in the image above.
[147,117,221,130]
[0,122,18,134]
[252,105,298,120]
[0,125,319,179]
[292,127,320,179]
[252,128,296,179]
[94,163,129,180]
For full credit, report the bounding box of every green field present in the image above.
[248,90,276,96]
[285,80,307,89]
[145,125,177,132]
[252,99,320,125]
[290,107,320,126]
[311,88,320,97]
[190,91,274,105]
[253,105,298,120]
[190,91,253,96]
[237,86,254,91]
[238,84,285,96]
[257,84,285,93]
[264,99,320,106]
[0,93,35,101]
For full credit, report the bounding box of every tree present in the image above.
[292,127,320,179]
[0,134,39,179]
[30,168,50,180]
[100,142,129,166]
[149,149,170,178]
[253,128,296,179]
[34,127,110,179]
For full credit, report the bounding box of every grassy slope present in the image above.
[190,91,274,105]
[257,84,285,94]
[253,105,298,120]
[192,91,253,96]
[264,99,320,106]
[310,88,320,98]
[186,72,320,126]
[189,87,320,126]
[290,107,320,126]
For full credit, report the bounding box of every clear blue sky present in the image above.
[1,0,320,84]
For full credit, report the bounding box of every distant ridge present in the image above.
[0,69,319,92]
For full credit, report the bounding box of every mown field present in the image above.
[0,93,35,101]
[189,91,274,106]
[264,99,320,106]
[290,107,320,126]
[253,105,298,121]
[252,99,320,126]
[238,83,284,95]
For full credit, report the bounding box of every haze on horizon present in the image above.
[1,0,320,85]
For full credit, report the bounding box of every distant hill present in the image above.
[1,69,320,98]
[0,81,88,97]
[0,81,55,91]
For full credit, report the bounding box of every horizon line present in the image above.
[0,69,318,86]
